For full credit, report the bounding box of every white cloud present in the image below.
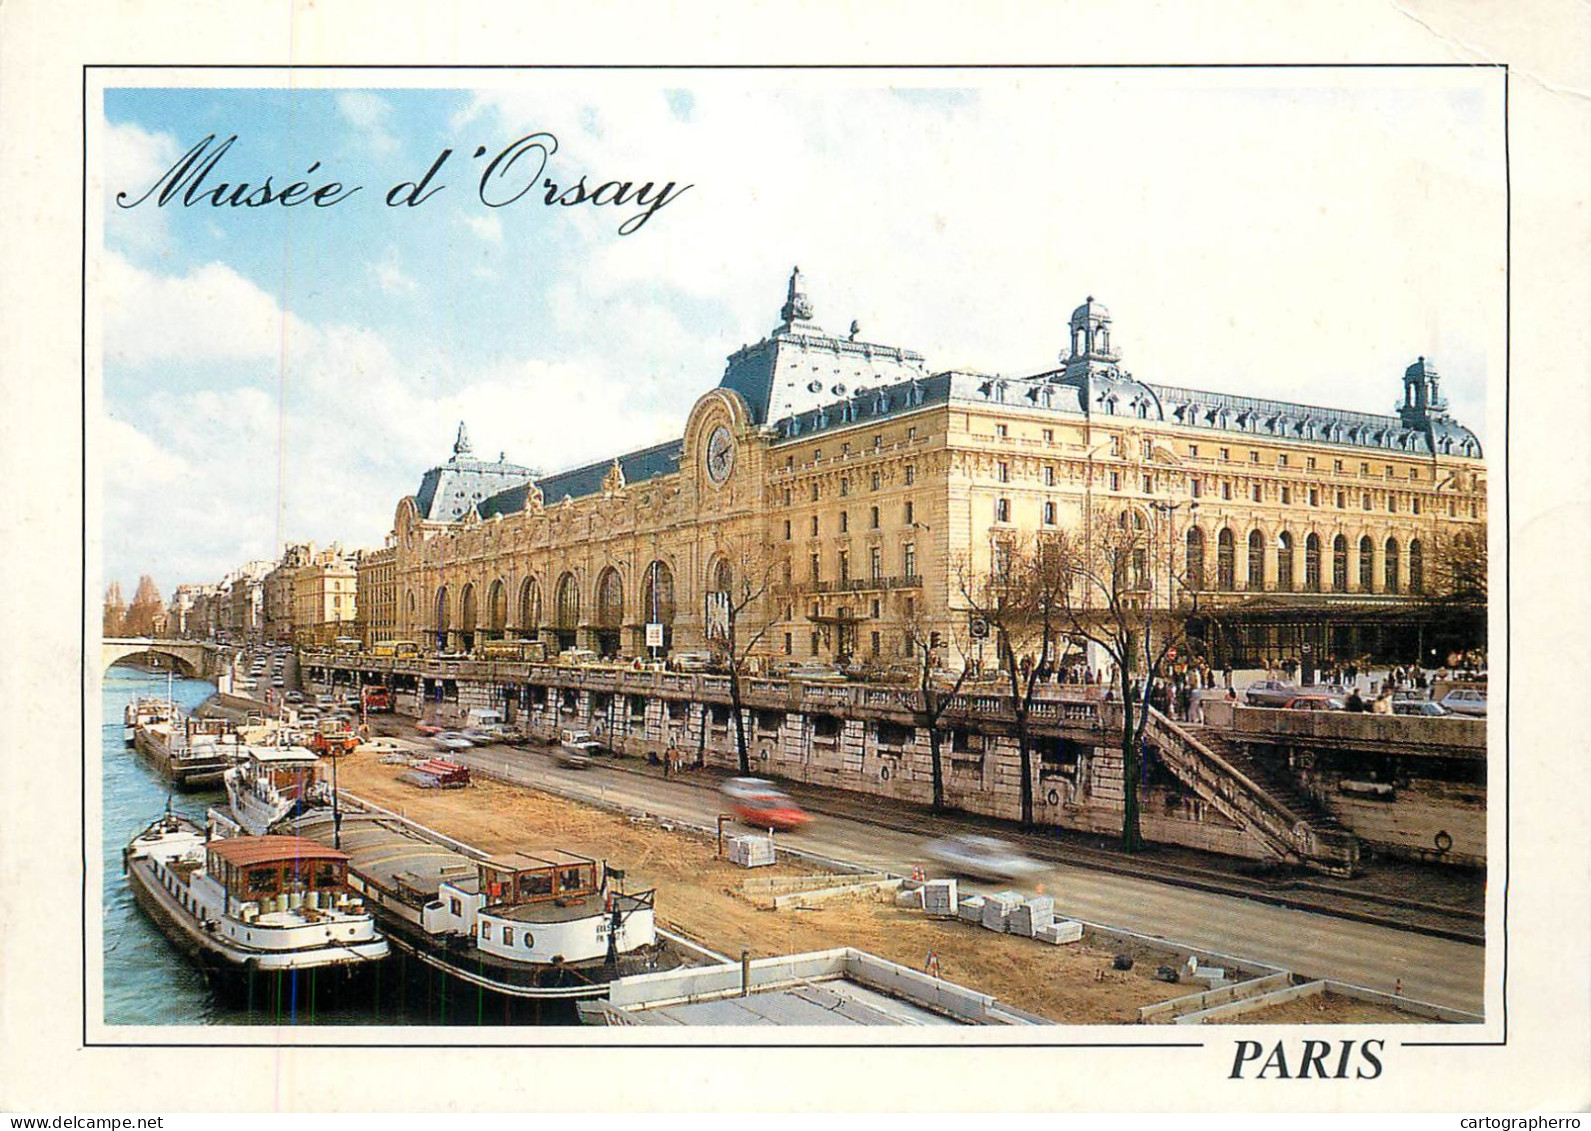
[103,252,314,367]
[336,91,399,156]
[102,119,182,256]
[462,213,503,243]
[372,247,418,296]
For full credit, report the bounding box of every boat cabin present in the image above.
[206,836,351,909]
[478,851,599,909]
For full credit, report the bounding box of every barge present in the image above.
[263,802,683,1001]
[133,709,243,789]
[122,809,388,1004]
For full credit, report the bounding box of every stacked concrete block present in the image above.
[922,878,959,918]
[1008,895,1055,938]
[1035,919,1084,945]
[728,835,776,868]
[980,891,1025,933]
[957,894,987,923]
[894,886,924,909]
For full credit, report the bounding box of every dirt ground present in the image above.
[333,754,1310,1024]
[1215,992,1434,1025]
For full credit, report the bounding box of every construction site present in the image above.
[328,748,1468,1026]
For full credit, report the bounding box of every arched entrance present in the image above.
[434,587,450,654]
[459,584,479,654]
[642,560,675,654]
[554,572,581,652]
[487,579,508,641]
[518,577,541,640]
[595,567,624,657]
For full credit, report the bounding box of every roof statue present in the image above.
[452,421,473,460]
[780,265,814,326]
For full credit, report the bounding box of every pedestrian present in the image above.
[1346,689,1366,713]
[1222,664,1233,689]
[1176,685,1192,721]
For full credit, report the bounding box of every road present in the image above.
[406,735,1484,1014]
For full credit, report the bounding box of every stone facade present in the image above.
[366,271,1486,668]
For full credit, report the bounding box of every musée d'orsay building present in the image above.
[367,268,1486,670]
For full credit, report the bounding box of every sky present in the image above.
[97,69,1506,599]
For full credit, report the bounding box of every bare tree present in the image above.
[901,606,972,813]
[1423,528,1488,657]
[704,541,787,775]
[954,534,1071,829]
[1044,505,1204,854]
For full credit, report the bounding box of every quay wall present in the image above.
[301,653,1484,867]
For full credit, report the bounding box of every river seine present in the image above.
[101,665,558,1027]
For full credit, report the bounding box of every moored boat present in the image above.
[123,697,175,746]
[122,809,388,1002]
[223,744,333,836]
[133,710,243,789]
[280,804,679,1000]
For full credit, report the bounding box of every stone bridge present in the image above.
[102,637,224,679]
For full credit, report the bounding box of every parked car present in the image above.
[1440,688,1488,717]
[720,778,812,831]
[671,651,716,673]
[284,691,304,703]
[922,835,1043,882]
[1393,700,1451,717]
[1245,680,1300,707]
[1282,696,1345,711]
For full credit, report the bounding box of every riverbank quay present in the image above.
[301,650,1487,881]
[470,737,1484,944]
[324,745,1465,1024]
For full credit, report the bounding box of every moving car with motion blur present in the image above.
[720,777,812,832]
[922,834,1043,882]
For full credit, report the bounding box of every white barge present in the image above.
[122,810,388,1001]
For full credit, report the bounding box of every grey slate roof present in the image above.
[475,439,684,519]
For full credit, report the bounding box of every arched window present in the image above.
[1384,537,1401,594]
[1247,530,1265,589]
[435,587,450,632]
[1185,527,1205,592]
[555,573,581,630]
[1359,536,1375,591]
[1332,535,1348,592]
[459,584,478,635]
[518,577,541,633]
[643,561,675,626]
[711,557,733,596]
[488,579,507,635]
[1305,533,1322,592]
[1276,532,1294,592]
[1409,539,1424,594]
[1217,529,1236,590]
[596,567,624,629]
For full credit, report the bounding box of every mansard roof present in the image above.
[475,439,683,519]
[413,424,536,521]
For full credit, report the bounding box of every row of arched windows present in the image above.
[417,559,706,635]
[1185,528,1423,595]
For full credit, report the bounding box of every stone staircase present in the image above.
[1143,708,1360,878]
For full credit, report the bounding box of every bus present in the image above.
[371,640,421,659]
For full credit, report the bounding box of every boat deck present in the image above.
[286,811,478,905]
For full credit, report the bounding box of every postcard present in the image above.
[2,0,1588,1115]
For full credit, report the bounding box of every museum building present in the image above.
[370,269,1487,668]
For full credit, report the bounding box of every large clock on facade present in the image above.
[705,424,735,485]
